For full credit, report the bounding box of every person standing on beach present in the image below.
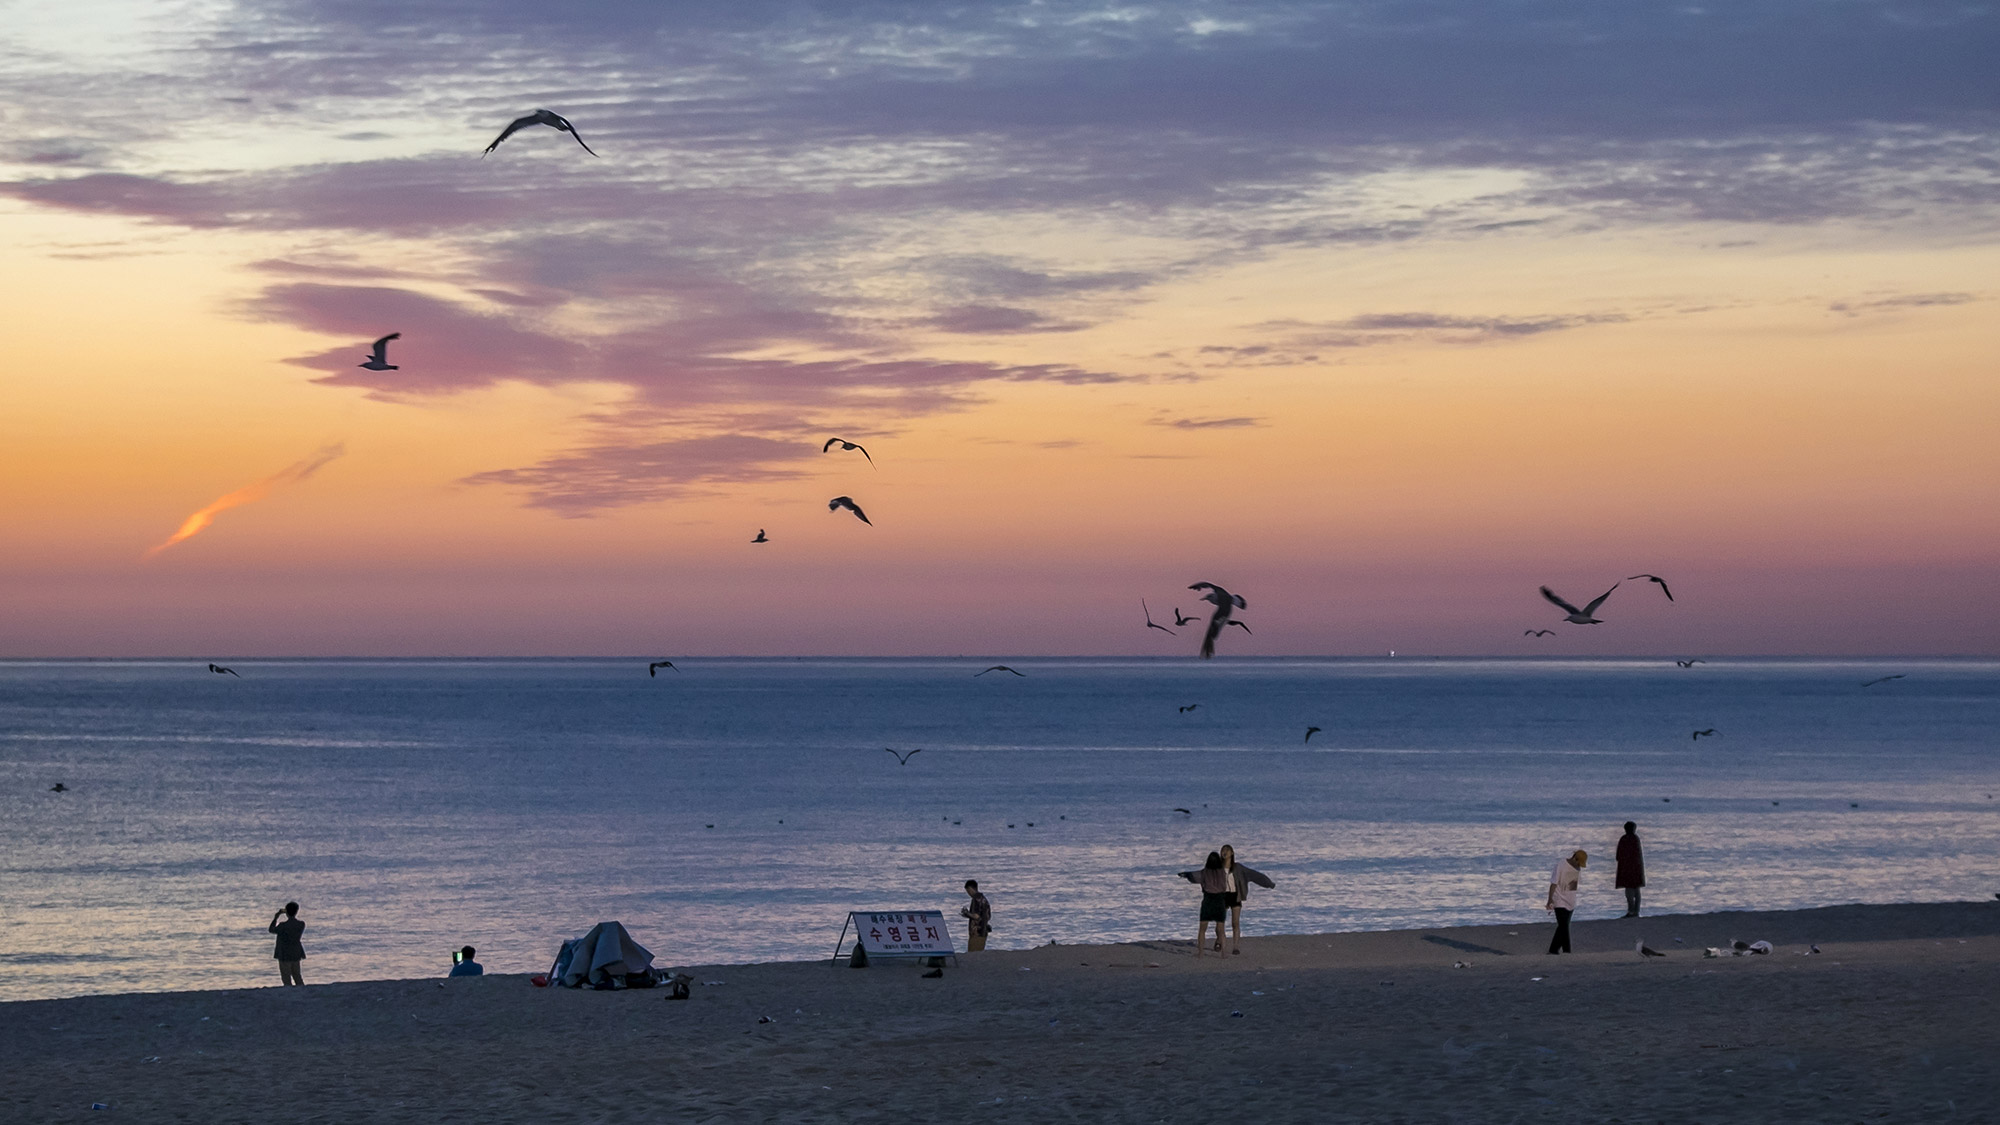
[961,880,992,952]
[1545,850,1586,954]
[1218,844,1275,956]
[1615,822,1645,918]
[269,902,306,986]
[1179,852,1233,958]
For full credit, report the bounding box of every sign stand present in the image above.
[830,910,960,968]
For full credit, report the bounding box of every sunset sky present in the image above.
[2,0,1995,656]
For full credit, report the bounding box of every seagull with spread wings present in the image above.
[1540,583,1618,625]
[1304,726,1322,743]
[208,663,240,677]
[483,109,598,156]
[828,496,871,525]
[648,660,677,677]
[1142,599,1176,635]
[822,438,873,466]
[1861,674,1905,687]
[1627,574,1675,602]
[1172,607,1199,627]
[1525,629,1555,637]
[1189,581,1247,658]
[884,748,922,765]
[976,665,1024,677]
[357,333,399,371]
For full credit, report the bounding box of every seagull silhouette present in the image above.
[1189,581,1246,659]
[1226,620,1252,634]
[1142,599,1176,635]
[483,109,597,156]
[1692,729,1717,741]
[1540,583,1618,625]
[357,333,399,371]
[49,783,67,793]
[1861,674,1905,687]
[884,748,922,765]
[1172,807,1192,815]
[1627,574,1675,602]
[207,663,240,677]
[1304,726,1322,743]
[1172,608,1199,627]
[1178,704,1200,713]
[751,529,767,543]
[648,660,677,677]
[828,496,871,525]
[976,665,1024,677]
[1524,629,1555,637]
[821,438,873,466]
[1637,940,1667,958]
[1676,659,1704,668]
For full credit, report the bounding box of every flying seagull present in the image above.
[1861,674,1905,687]
[884,748,922,765]
[821,438,873,466]
[1226,620,1252,634]
[751,529,768,543]
[357,333,399,371]
[1676,659,1704,668]
[1142,599,1176,635]
[1172,807,1192,815]
[483,109,598,156]
[207,663,240,677]
[1636,940,1668,958]
[1172,608,1199,627]
[1692,728,1717,741]
[976,665,1024,677]
[1540,583,1618,625]
[1189,581,1247,659]
[1178,704,1200,713]
[49,783,67,793]
[1524,629,1555,637]
[1627,574,1675,602]
[828,496,871,525]
[648,660,677,677]
[1304,726,1322,743]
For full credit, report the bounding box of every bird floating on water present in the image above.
[1540,583,1617,625]
[1188,581,1246,659]
[357,333,399,371]
[827,496,871,525]
[648,660,677,677]
[208,663,240,677]
[976,665,1024,677]
[821,438,873,466]
[884,748,922,765]
[1627,574,1675,602]
[751,529,767,543]
[1142,599,1175,635]
[483,109,597,156]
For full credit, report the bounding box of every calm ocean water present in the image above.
[2,657,1996,1002]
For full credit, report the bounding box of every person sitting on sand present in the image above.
[961,880,992,952]
[449,945,483,977]
[1178,852,1233,958]
[269,902,306,986]
[1219,844,1275,956]
[1545,850,1587,954]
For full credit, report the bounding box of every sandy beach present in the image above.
[5,901,1997,1123]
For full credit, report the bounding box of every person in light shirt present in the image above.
[1545,850,1587,954]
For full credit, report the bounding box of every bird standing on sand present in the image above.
[822,438,873,466]
[1304,726,1322,743]
[884,748,922,765]
[1627,574,1675,602]
[828,496,871,525]
[208,663,240,677]
[752,529,768,543]
[483,109,598,156]
[976,665,1024,677]
[357,333,399,371]
[1692,729,1716,741]
[1189,582,1246,659]
[648,661,677,677]
[1142,599,1176,635]
[1636,940,1667,958]
[1540,583,1618,625]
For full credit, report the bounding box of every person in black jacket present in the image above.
[1219,844,1275,955]
[1178,852,1232,957]
[1615,822,1645,918]
[268,902,306,986]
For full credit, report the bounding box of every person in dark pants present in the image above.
[1615,822,1645,918]
[269,901,306,986]
[1544,850,1587,954]
[960,880,992,952]
[1178,852,1233,958]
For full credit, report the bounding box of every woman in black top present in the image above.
[1178,852,1232,958]
[269,902,306,986]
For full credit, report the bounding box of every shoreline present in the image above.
[8,901,1998,1121]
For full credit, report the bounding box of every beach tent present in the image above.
[549,921,657,988]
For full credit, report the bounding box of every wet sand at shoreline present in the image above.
[5,901,1998,1122]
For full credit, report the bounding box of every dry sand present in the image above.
[6,902,1998,1123]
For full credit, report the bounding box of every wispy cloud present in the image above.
[1153,416,1265,430]
[1829,292,1979,316]
[143,444,344,558]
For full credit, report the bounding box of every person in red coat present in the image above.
[1615,822,1645,918]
